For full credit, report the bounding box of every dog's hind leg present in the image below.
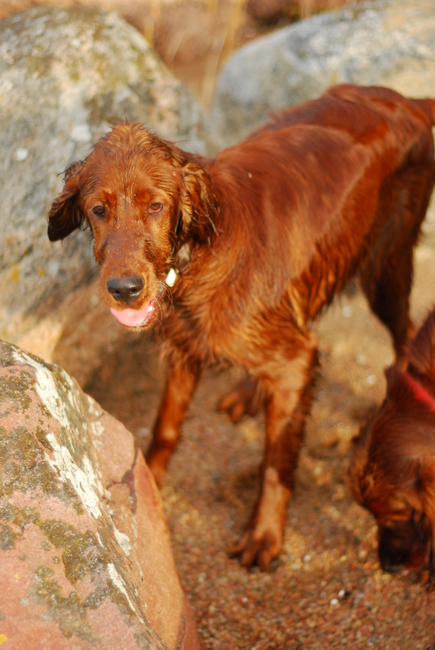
[360,165,435,358]
[360,243,415,358]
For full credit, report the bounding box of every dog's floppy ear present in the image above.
[178,157,218,241]
[347,422,371,504]
[47,161,85,241]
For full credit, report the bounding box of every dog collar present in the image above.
[401,371,435,414]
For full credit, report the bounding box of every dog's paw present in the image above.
[230,524,282,572]
[218,377,264,423]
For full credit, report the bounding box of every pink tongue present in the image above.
[110,301,155,327]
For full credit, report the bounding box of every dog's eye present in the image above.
[92,205,106,218]
[148,202,163,215]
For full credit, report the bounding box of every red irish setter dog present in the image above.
[349,308,435,584]
[48,84,435,570]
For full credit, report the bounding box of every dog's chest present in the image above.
[162,264,256,363]
[165,270,302,371]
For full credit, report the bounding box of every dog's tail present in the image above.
[408,307,435,386]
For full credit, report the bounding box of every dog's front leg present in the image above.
[146,359,201,487]
[233,339,318,571]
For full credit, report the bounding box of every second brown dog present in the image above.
[349,307,435,583]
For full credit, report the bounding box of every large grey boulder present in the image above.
[211,0,435,146]
[0,7,210,350]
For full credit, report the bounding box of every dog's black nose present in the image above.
[107,276,144,304]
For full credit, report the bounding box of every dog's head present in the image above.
[48,123,217,328]
[349,400,433,575]
[348,312,435,581]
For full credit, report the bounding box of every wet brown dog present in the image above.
[48,84,435,570]
[349,308,435,583]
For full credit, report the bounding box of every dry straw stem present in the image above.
[201,0,247,107]
[300,0,358,19]
[143,0,161,45]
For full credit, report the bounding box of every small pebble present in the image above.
[367,374,377,385]
[15,147,29,162]
[138,427,150,438]
[330,598,339,606]
[342,305,352,317]
[47,260,59,277]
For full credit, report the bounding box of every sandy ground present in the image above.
[85,207,435,648]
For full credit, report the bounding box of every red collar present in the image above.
[401,371,435,414]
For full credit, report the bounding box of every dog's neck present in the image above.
[402,371,435,414]
[164,242,192,288]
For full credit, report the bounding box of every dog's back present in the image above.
[252,84,435,147]
[210,85,435,340]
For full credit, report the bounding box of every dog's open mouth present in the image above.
[109,269,177,328]
[110,298,158,328]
